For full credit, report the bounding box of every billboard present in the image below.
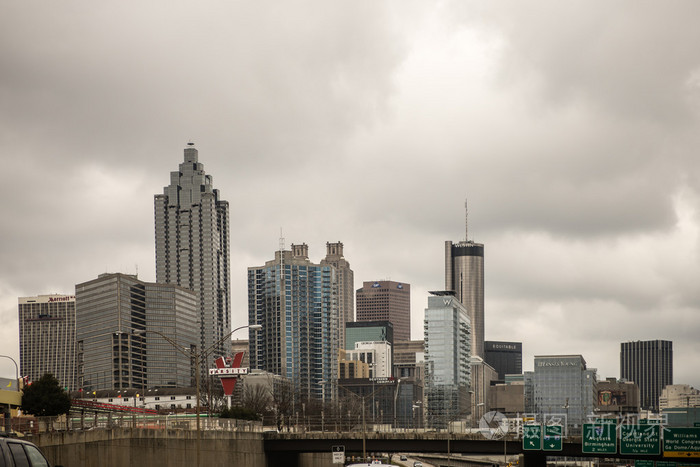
[598,390,627,406]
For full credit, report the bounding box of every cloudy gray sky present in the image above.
[2,1,699,389]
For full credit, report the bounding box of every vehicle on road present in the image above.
[413,462,423,467]
[0,435,62,467]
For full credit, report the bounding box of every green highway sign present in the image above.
[582,422,617,454]
[633,461,654,467]
[522,424,542,451]
[620,423,660,455]
[663,427,700,458]
[656,462,677,467]
[543,424,563,451]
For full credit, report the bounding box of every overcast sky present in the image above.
[2,1,699,390]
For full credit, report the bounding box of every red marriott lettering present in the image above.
[48,296,75,302]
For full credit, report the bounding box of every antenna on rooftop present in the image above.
[465,198,469,242]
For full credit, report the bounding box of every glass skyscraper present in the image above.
[424,291,471,428]
[526,355,597,434]
[621,340,673,413]
[154,143,231,362]
[248,243,339,401]
[75,273,198,390]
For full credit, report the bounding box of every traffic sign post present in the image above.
[582,421,617,454]
[663,427,700,458]
[332,445,345,464]
[543,424,563,451]
[522,424,542,451]
[620,423,660,455]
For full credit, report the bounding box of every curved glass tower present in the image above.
[445,239,484,358]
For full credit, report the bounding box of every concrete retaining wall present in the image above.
[28,428,266,467]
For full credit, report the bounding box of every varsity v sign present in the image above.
[209,352,248,396]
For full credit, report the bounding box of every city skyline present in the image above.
[2,2,700,391]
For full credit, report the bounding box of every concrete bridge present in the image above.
[28,428,700,467]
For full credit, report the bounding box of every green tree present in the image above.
[21,373,71,417]
[219,406,260,420]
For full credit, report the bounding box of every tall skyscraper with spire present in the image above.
[445,200,484,357]
[154,143,231,361]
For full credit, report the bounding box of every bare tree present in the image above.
[241,383,272,416]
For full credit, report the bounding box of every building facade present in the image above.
[319,242,354,351]
[247,244,339,401]
[345,320,394,351]
[620,340,673,413]
[595,377,640,415]
[154,143,231,361]
[424,291,471,429]
[231,339,250,369]
[338,350,372,379]
[75,273,198,391]
[526,355,597,435]
[356,281,410,341]
[484,341,522,381]
[470,356,498,426]
[344,341,392,378]
[488,381,525,418]
[18,294,77,391]
[393,340,425,428]
[659,384,700,410]
[445,201,484,357]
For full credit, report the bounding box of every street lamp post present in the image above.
[0,355,19,384]
[135,324,261,467]
[393,378,402,429]
[447,401,484,467]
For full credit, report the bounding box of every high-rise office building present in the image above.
[484,341,522,380]
[18,294,77,391]
[345,320,394,351]
[470,356,498,425]
[154,143,231,361]
[424,291,471,429]
[445,200,484,357]
[620,340,673,412]
[320,242,354,351]
[525,355,597,434]
[75,273,198,390]
[248,243,339,401]
[356,281,410,341]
